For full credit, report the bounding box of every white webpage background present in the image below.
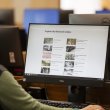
[25,25,108,79]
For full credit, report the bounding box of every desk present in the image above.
[14,76,68,101]
[14,76,110,104]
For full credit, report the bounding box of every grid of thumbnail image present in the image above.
[64,38,76,76]
[41,38,53,74]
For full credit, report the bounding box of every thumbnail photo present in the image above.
[42,51,51,59]
[67,38,76,45]
[42,60,51,66]
[44,38,53,44]
[66,46,75,52]
[65,53,75,60]
[41,67,50,74]
[43,45,52,51]
[64,68,74,75]
[64,61,74,68]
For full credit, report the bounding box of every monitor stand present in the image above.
[68,85,86,103]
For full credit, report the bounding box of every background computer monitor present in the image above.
[0,9,14,25]
[0,26,24,75]
[24,24,109,87]
[23,9,74,33]
[96,10,110,14]
[23,9,60,33]
[18,28,28,51]
[60,10,74,24]
[69,14,110,25]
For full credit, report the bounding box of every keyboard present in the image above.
[38,99,110,110]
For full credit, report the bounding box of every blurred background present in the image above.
[0,0,110,27]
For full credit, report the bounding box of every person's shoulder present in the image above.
[0,65,7,76]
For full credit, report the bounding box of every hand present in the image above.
[81,105,104,110]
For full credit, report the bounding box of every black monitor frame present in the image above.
[24,74,104,87]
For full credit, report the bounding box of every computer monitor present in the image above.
[0,26,24,75]
[23,9,60,33]
[96,10,110,14]
[18,28,28,51]
[24,24,109,88]
[60,10,74,24]
[0,9,14,25]
[69,14,110,25]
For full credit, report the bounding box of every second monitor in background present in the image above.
[60,10,73,24]
[69,14,110,25]
[23,9,74,33]
[0,9,14,25]
[96,10,110,14]
[0,26,24,75]
[23,9,60,33]
[18,28,28,51]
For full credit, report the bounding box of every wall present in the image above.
[101,0,110,9]
[0,0,13,8]
[30,0,60,8]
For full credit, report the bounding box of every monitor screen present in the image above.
[0,26,24,74]
[23,9,60,33]
[24,24,109,87]
[0,9,14,25]
[69,14,110,25]
[96,10,110,14]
